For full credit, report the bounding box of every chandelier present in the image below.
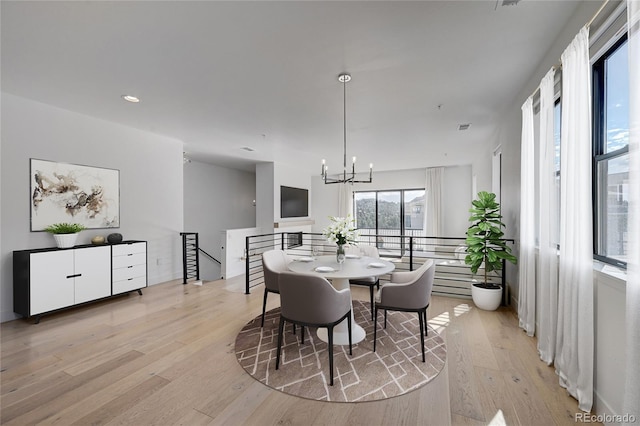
[321,73,373,184]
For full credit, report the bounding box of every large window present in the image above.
[353,189,425,255]
[593,35,629,268]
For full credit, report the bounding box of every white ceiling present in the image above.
[2,1,581,174]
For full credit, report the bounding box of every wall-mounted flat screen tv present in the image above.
[280,186,308,218]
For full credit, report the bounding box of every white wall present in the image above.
[183,160,256,281]
[255,161,313,231]
[443,165,472,237]
[256,162,275,231]
[221,226,261,279]
[594,270,627,419]
[311,166,472,237]
[274,163,312,223]
[1,93,184,322]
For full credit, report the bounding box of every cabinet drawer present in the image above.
[112,264,146,282]
[113,276,146,295]
[112,252,146,269]
[112,242,146,256]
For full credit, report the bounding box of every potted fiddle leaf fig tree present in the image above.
[44,222,86,249]
[464,191,517,310]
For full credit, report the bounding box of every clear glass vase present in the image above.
[336,244,346,264]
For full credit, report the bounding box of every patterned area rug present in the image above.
[234,300,447,402]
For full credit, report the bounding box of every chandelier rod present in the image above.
[321,73,372,184]
[342,74,347,181]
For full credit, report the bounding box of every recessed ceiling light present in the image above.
[458,123,471,131]
[121,95,140,103]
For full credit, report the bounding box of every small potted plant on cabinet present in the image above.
[464,191,517,310]
[44,223,86,249]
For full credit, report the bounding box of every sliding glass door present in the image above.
[378,191,402,254]
[353,188,425,256]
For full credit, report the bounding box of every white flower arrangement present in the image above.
[322,215,359,246]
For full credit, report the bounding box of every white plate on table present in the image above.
[297,257,314,262]
[345,254,360,259]
[315,266,336,273]
[368,262,386,268]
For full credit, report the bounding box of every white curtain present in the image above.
[537,69,559,364]
[556,27,594,412]
[338,183,351,218]
[425,167,443,242]
[623,0,640,418]
[518,96,536,337]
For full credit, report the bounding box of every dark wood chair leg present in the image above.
[369,286,374,321]
[261,289,269,327]
[328,325,334,386]
[373,306,378,352]
[300,326,305,344]
[347,313,353,356]
[276,316,285,369]
[418,310,425,362]
[423,308,428,335]
[384,309,388,329]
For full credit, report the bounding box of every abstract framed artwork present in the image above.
[30,159,120,231]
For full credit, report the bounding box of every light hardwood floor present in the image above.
[1,277,596,425]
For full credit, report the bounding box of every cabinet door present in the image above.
[30,251,75,315]
[74,246,111,304]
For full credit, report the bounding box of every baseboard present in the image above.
[594,389,624,426]
[148,270,181,285]
[1,309,20,323]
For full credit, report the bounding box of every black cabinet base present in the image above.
[26,289,144,324]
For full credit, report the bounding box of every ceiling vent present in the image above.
[241,147,255,152]
[458,123,471,131]
[501,0,521,6]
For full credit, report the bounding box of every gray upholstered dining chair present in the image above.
[345,244,380,320]
[261,249,290,327]
[373,259,435,362]
[275,271,352,386]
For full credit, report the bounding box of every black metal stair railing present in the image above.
[180,232,223,284]
[180,232,200,284]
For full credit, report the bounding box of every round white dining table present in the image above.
[287,254,395,345]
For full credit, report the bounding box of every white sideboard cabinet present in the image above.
[13,241,147,322]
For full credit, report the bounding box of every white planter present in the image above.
[53,233,79,249]
[471,284,502,311]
